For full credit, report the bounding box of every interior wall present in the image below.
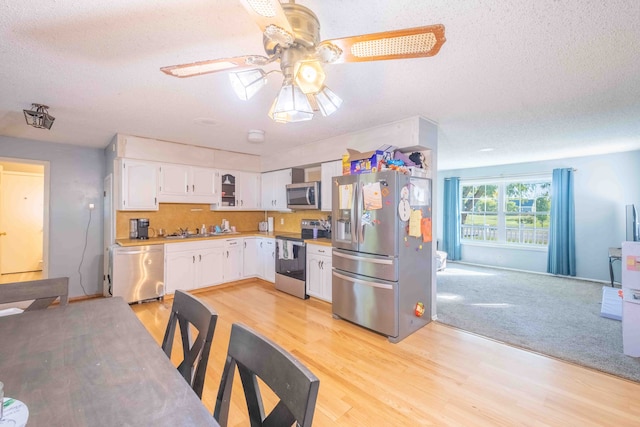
[437,149,640,282]
[0,135,105,297]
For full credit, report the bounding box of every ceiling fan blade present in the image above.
[160,55,269,78]
[239,0,293,35]
[319,25,446,64]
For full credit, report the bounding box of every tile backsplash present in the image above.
[115,204,328,238]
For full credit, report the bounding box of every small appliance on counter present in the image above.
[301,219,330,239]
[129,218,150,240]
[259,221,268,232]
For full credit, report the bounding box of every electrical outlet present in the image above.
[280,218,284,225]
[89,203,95,210]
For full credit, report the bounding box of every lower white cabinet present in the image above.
[258,238,276,283]
[164,240,224,294]
[243,237,258,278]
[306,244,332,302]
[223,238,243,282]
[243,237,275,282]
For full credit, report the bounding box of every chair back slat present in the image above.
[214,323,320,427]
[0,277,69,310]
[161,290,218,399]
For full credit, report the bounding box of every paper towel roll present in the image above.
[267,217,274,232]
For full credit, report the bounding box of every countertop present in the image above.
[116,231,333,247]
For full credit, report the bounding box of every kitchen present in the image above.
[107,130,434,344]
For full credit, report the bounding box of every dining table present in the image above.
[0,297,219,426]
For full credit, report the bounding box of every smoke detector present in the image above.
[247,129,265,143]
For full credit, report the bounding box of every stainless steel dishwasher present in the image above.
[108,245,164,303]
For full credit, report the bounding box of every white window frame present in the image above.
[460,174,551,248]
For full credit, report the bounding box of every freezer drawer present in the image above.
[332,248,397,282]
[332,269,398,337]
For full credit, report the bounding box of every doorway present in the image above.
[0,158,48,284]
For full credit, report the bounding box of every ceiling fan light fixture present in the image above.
[229,68,267,100]
[269,81,314,123]
[314,86,343,117]
[293,60,326,94]
[23,103,55,129]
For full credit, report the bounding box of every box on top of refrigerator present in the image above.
[347,149,389,174]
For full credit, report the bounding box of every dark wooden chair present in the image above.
[0,277,69,311]
[161,290,218,399]
[214,323,320,427]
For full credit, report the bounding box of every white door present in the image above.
[196,245,224,288]
[243,237,258,278]
[159,164,189,198]
[121,159,158,210]
[306,253,323,298]
[262,239,276,283]
[223,239,243,282]
[165,251,196,294]
[0,171,44,274]
[191,167,216,198]
[103,174,114,295]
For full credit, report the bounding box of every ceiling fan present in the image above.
[160,0,446,123]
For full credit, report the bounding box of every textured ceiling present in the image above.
[1,0,639,170]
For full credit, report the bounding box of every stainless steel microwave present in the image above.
[286,181,320,210]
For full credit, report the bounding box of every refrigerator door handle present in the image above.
[358,182,365,244]
[350,183,357,245]
[333,271,393,290]
[333,250,394,265]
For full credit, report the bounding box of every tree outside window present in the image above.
[461,178,551,245]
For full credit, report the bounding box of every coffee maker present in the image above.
[129,218,150,239]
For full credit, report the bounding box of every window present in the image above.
[461,177,551,246]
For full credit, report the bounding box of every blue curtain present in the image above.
[547,168,576,276]
[443,177,461,260]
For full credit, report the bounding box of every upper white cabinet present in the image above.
[158,163,216,203]
[116,158,158,211]
[213,170,261,210]
[261,168,304,211]
[320,160,342,212]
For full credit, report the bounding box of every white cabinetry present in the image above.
[258,238,276,283]
[116,158,158,211]
[164,240,224,294]
[158,164,216,203]
[223,238,243,282]
[214,171,261,210]
[306,244,332,302]
[243,237,258,278]
[237,171,261,209]
[261,169,304,211]
[321,160,342,212]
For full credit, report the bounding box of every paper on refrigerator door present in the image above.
[409,209,422,237]
[362,182,382,210]
[339,184,353,209]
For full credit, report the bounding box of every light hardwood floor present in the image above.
[132,279,640,426]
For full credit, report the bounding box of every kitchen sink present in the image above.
[164,231,240,239]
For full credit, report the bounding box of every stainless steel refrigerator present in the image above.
[331,170,433,343]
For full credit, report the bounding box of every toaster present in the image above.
[259,221,268,232]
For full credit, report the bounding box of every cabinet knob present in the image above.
[193,255,196,263]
